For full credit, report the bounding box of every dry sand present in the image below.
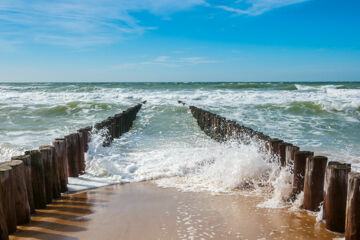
[10,182,342,240]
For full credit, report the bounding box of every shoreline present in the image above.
[10,182,343,240]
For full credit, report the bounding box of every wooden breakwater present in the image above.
[188,104,359,239]
[0,102,143,240]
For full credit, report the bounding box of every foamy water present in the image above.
[0,82,359,208]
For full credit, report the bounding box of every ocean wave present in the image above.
[0,143,23,162]
[84,115,293,208]
[254,101,360,115]
[36,102,118,116]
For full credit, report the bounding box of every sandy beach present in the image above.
[10,182,342,240]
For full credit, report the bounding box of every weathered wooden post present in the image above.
[0,201,8,240]
[53,138,68,192]
[83,126,92,151]
[119,114,125,136]
[345,172,360,240]
[25,150,47,209]
[39,146,54,204]
[11,155,35,213]
[0,164,9,240]
[114,114,121,138]
[8,160,31,225]
[279,142,293,166]
[292,151,314,197]
[324,162,351,233]
[303,156,328,211]
[269,138,283,162]
[65,133,79,178]
[77,130,85,174]
[50,144,61,199]
[111,118,116,139]
[291,146,300,162]
[0,164,17,233]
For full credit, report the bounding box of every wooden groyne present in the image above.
[188,104,357,239]
[0,102,143,240]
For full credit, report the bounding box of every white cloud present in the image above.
[0,0,309,48]
[112,56,217,69]
[0,0,206,47]
[216,0,308,16]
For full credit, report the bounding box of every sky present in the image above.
[0,0,359,82]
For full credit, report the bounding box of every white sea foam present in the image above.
[84,125,297,209]
[0,143,24,162]
[0,82,359,210]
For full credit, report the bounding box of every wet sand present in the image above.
[10,182,342,240]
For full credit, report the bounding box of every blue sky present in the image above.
[0,0,359,82]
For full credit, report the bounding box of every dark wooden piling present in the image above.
[25,150,47,209]
[0,165,9,240]
[324,162,351,233]
[39,146,54,204]
[119,114,125,136]
[279,142,293,166]
[77,130,85,175]
[53,138,68,193]
[345,172,360,240]
[0,200,8,240]
[65,133,79,178]
[269,138,283,162]
[292,151,314,197]
[290,146,300,164]
[8,160,31,225]
[0,164,17,234]
[303,156,328,211]
[50,144,61,199]
[114,114,122,138]
[11,155,35,213]
[83,126,92,151]
[111,119,116,139]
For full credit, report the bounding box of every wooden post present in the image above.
[0,199,8,240]
[114,114,121,138]
[279,142,293,166]
[0,165,9,240]
[324,162,351,233]
[345,172,360,240]
[269,138,283,162]
[39,146,54,204]
[8,160,31,225]
[83,126,92,152]
[119,114,125,136]
[25,150,47,209]
[11,155,35,213]
[303,156,328,211]
[77,130,85,175]
[292,151,314,197]
[289,146,300,165]
[53,138,68,192]
[65,133,79,178]
[50,144,61,200]
[0,164,17,234]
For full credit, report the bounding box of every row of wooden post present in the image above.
[189,105,359,239]
[0,103,143,240]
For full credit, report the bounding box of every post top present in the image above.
[39,145,54,150]
[9,160,23,166]
[11,155,30,160]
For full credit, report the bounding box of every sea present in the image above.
[0,82,359,208]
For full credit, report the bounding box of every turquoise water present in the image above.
[0,82,359,197]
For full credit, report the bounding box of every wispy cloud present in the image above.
[0,0,206,47]
[216,0,308,16]
[0,0,309,48]
[113,56,217,69]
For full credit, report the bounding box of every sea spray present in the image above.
[1,82,360,208]
[85,126,296,209]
